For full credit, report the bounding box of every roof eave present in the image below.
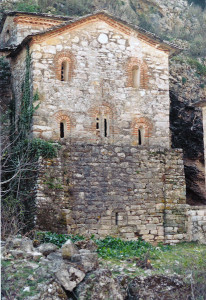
[6,11,182,58]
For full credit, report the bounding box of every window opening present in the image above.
[138,129,142,145]
[5,29,10,42]
[60,122,64,138]
[132,66,140,88]
[115,212,119,225]
[61,64,64,81]
[96,118,99,130]
[104,118,107,137]
[61,61,69,81]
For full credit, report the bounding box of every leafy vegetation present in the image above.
[95,236,170,259]
[187,58,206,76]
[36,231,84,247]
[1,49,59,238]
[13,0,41,13]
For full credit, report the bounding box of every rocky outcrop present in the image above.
[1,236,194,300]
[125,275,191,299]
[170,58,206,204]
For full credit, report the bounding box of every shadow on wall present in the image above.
[169,90,206,205]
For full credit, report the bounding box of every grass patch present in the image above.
[152,242,206,281]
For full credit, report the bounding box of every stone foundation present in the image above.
[36,143,189,243]
[187,206,206,244]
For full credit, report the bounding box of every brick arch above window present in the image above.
[53,110,71,131]
[126,58,149,89]
[132,116,153,145]
[54,51,75,81]
[88,103,115,137]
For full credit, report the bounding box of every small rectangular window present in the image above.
[115,212,119,225]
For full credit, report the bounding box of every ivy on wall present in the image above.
[1,47,59,237]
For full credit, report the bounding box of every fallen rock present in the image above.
[38,243,58,256]
[30,251,42,261]
[20,237,34,253]
[55,263,85,291]
[61,239,79,260]
[127,275,191,299]
[38,280,68,300]
[75,239,98,251]
[47,251,62,261]
[9,250,25,259]
[75,269,125,300]
[71,249,99,272]
[6,237,22,250]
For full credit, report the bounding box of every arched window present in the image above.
[127,58,149,89]
[132,117,153,146]
[96,116,109,137]
[60,122,65,138]
[61,61,69,81]
[138,127,145,145]
[104,118,108,137]
[54,111,71,139]
[132,66,140,88]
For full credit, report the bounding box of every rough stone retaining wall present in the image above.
[36,143,188,244]
[187,206,206,244]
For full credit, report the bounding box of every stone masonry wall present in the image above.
[10,48,27,120]
[187,207,206,244]
[30,19,171,148]
[36,143,187,244]
[0,14,68,48]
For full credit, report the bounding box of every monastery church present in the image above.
[1,11,206,244]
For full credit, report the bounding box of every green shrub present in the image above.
[94,236,171,259]
[36,231,84,247]
[187,58,206,76]
[182,77,187,84]
[29,138,59,159]
[14,0,40,12]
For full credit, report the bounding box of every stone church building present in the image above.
[1,11,206,244]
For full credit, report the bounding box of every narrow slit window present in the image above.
[96,118,99,130]
[115,212,119,225]
[61,61,69,81]
[60,122,64,138]
[61,64,64,81]
[132,66,140,88]
[138,129,142,145]
[104,118,107,137]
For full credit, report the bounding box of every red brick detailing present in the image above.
[88,103,114,135]
[30,14,171,55]
[126,58,149,89]
[14,16,63,28]
[132,117,153,138]
[54,111,71,131]
[54,51,75,81]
